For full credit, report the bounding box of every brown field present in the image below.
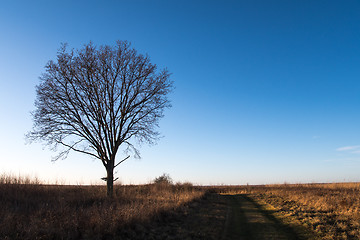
[1,174,360,239]
[0,175,208,239]
[214,183,360,239]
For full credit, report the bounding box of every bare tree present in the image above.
[27,41,173,197]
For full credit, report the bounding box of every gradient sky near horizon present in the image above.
[1,0,360,185]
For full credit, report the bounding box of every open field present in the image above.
[214,183,360,239]
[1,175,360,239]
[0,176,209,239]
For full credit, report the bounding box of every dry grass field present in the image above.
[0,174,208,239]
[2,174,360,239]
[214,183,360,239]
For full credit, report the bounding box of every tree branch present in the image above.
[114,155,130,168]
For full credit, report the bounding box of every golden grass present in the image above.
[0,175,205,239]
[213,183,360,239]
[3,173,360,239]
[0,173,42,185]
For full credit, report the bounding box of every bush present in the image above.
[154,173,173,185]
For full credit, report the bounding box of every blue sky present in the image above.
[1,0,360,185]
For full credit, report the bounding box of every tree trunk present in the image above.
[106,166,114,198]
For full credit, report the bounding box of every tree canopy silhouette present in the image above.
[28,41,173,197]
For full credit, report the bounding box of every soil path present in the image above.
[222,194,303,240]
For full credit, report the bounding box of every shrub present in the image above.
[154,173,173,185]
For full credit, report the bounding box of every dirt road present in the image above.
[221,194,310,240]
[120,193,314,239]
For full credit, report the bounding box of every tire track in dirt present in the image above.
[222,194,304,240]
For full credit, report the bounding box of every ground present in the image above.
[124,193,318,240]
[3,182,357,239]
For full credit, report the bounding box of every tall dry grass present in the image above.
[0,174,205,239]
[213,183,360,239]
[0,173,42,185]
